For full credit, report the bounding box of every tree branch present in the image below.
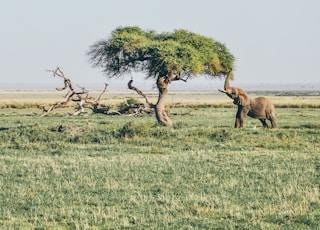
[128,79,154,108]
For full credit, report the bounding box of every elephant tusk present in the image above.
[218,89,227,93]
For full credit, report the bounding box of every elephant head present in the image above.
[218,71,249,106]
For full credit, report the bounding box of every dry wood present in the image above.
[42,67,153,117]
[126,79,154,115]
[41,67,109,116]
[128,79,154,108]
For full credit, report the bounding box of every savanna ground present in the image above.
[0,90,319,229]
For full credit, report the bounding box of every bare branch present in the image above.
[56,80,69,91]
[96,83,109,102]
[85,83,109,110]
[128,80,154,108]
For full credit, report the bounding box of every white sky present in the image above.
[1,0,320,90]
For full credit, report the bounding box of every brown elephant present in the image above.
[218,71,277,128]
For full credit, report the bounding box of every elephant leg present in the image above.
[239,118,245,127]
[235,107,246,128]
[270,118,277,129]
[266,111,277,129]
[235,118,241,128]
[259,119,269,128]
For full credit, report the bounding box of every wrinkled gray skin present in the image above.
[219,72,277,128]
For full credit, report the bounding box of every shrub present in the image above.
[116,121,150,138]
[118,98,141,110]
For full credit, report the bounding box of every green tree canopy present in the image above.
[87,26,235,79]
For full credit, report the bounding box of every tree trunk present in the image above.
[155,75,173,126]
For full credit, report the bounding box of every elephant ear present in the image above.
[236,89,249,106]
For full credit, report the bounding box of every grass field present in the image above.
[0,91,319,229]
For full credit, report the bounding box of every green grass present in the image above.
[0,107,319,229]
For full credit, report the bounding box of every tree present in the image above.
[87,26,235,126]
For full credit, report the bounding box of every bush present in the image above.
[116,121,150,138]
[118,98,141,110]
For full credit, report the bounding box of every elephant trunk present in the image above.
[218,70,232,94]
[224,71,232,90]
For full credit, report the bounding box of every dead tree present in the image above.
[41,67,109,116]
[85,83,110,114]
[42,67,156,116]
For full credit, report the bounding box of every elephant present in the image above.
[218,71,277,128]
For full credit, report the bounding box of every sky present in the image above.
[1,0,320,91]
